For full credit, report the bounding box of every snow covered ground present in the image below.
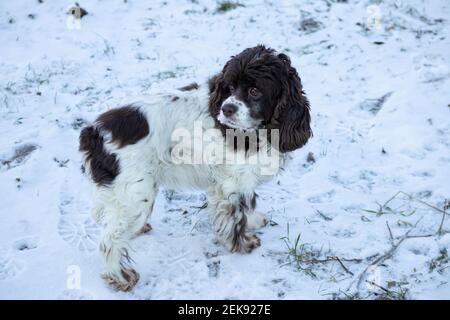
[1,0,449,300]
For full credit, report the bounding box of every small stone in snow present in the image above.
[68,3,88,19]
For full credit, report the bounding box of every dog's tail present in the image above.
[79,126,102,154]
[79,126,119,185]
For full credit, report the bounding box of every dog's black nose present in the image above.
[222,104,237,117]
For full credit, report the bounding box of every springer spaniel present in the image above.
[79,45,312,291]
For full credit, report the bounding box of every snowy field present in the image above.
[0,0,449,300]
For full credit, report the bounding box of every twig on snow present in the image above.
[356,217,423,290]
[438,200,449,235]
[386,221,394,243]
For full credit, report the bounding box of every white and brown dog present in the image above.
[79,45,312,291]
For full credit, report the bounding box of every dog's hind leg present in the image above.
[98,175,157,291]
[99,205,139,292]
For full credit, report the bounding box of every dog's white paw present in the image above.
[246,211,268,230]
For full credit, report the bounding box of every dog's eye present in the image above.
[248,87,261,98]
[229,85,235,93]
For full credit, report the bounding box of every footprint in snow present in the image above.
[0,236,39,281]
[58,180,100,252]
[58,217,99,252]
[307,190,336,204]
[0,247,24,280]
[0,143,39,171]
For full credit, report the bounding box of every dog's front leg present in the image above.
[209,190,261,253]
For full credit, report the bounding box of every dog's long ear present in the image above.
[208,71,226,119]
[270,54,312,153]
[208,58,234,115]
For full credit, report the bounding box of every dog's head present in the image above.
[209,45,312,153]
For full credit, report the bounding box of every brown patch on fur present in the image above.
[230,194,259,252]
[79,126,119,186]
[135,223,152,237]
[231,213,247,252]
[239,195,249,213]
[96,106,149,148]
[178,82,199,91]
[250,193,257,210]
[239,194,256,212]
